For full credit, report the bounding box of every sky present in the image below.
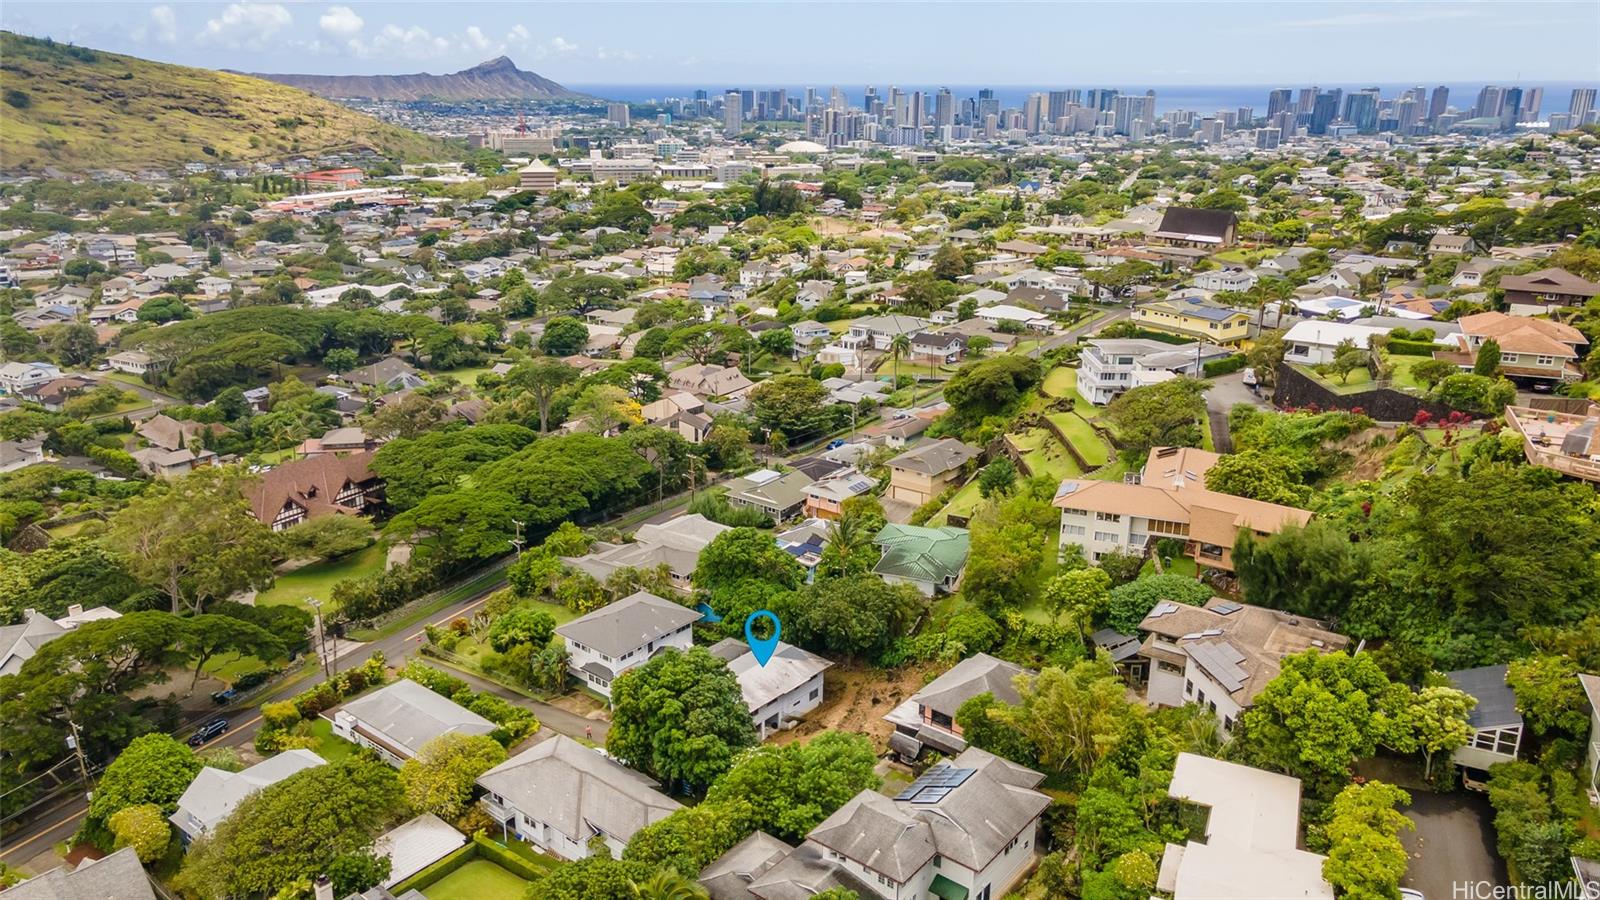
[3,1,1598,87]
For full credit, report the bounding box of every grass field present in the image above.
[1386,355,1433,393]
[1042,366,1076,398]
[301,717,361,764]
[1046,412,1110,466]
[255,543,388,611]
[422,860,530,900]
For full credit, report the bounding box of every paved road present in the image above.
[441,666,611,746]
[1028,306,1131,358]
[1202,371,1272,453]
[1401,790,1506,900]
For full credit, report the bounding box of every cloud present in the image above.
[136,4,179,44]
[595,46,640,63]
[1265,8,1480,30]
[463,25,492,52]
[319,5,363,37]
[507,24,531,44]
[532,36,579,59]
[199,2,292,49]
[347,24,452,60]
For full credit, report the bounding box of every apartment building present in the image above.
[1077,339,1232,406]
[1132,296,1252,346]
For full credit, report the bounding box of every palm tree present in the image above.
[888,332,911,389]
[629,870,709,900]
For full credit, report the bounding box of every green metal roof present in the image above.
[929,873,970,900]
[873,523,971,585]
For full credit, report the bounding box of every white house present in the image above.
[709,639,832,740]
[0,361,61,395]
[170,749,326,843]
[1446,664,1524,785]
[974,304,1053,332]
[553,591,701,698]
[477,734,680,861]
[1077,339,1232,406]
[331,679,497,767]
[1280,320,1397,365]
[1193,267,1257,293]
[1158,753,1335,899]
[107,350,155,375]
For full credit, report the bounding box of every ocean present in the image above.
[566,81,1599,120]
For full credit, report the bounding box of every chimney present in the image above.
[23,608,37,620]
[314,875,334,900]
[67,604,84,618]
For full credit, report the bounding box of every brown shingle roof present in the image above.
[248,451,376,525]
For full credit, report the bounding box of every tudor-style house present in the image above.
[248,452,381,531]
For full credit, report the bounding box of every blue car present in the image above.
[188,717,229,747]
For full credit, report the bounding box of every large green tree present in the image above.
[704,732,881,843]
[84,733,203,845]
[606,647,757,793]
[1321,781,1413,900]
[399,732,508,821]
[1103,378,1207,456]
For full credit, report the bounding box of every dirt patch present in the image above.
[545,691,609,721]
[769,662,936,749]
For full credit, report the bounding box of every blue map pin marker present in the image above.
[744,610,781,667]
[694,602,722,624]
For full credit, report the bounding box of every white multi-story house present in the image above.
[0,361,61,396]
[553,591,700,698]
[478,735,680,861]
[709,639,832,740]
[1076,339,1231,406]
[170,750,326,843]
[1192,267,1257,293]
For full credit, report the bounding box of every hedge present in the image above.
[1387,339,1438,357]
[1203,354,1248,377]
[390,840,477,894]
[473,832,556,880]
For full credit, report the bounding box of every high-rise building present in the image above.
[723,91,743,137]
[1519,87,1543,122]
[1266,89,1293,119]
[1476,85,1506,119]
[1343,90,1379,133]
[1255,127,1281,150]
[1047,90,1072,124]
[1023,93,1045,133]
[1296,87,1318,115]
[1395,97,1421,134]
[1236,106,1254,126]
[606,102,631,127]
[1428,85,1450,121]
[1309,91,1340,135]
[1569,88,1597,124]
[1086,88,1118,111]
[935,88,955,128]
[1500,87,1523,128]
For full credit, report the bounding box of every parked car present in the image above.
[188,717,229,746]
[210,688,239,706]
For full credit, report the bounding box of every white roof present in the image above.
[375,813,466,887]
[171,749,326,838]
[338,679,497,755]
[711,640,833,712]
[976,304,1050,323]
[1280,319,1392,349]
[1161,753,1333,900]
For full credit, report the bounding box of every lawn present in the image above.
[1046,412,1110,467]
[301,717,360,764]
[1011,428,1083,482]
[1139,555,1199,579]
[255,543,388,612]
[1042,366,1076,398]
[422,860,530,900]
[1386,355,1433,393]
[930,479,985,526]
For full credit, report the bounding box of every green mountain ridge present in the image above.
[0,32,457,174]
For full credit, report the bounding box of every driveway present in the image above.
[1202,371,1271,453]
[1400,790,1507,900]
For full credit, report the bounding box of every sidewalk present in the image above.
[432,661,612,746]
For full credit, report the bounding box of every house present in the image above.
[908,331,964,365]
[700,831,858,900]
[885,438,979,507]
[1133,296,1252,346]
[776,518,829,583]
[1192,267,1257,293]
[1150,207,1238,248]
[340,357,425,393]
[0,361,61,395]
[1446,664,1524,785]
[1437,311,1587,386]
[2,847,157,900]
[872,523,970,597]
[791,320,833,354]
[248,452,380,530]
[974,304,1054,332]
[802,467,874,520]
[554,591,701,697]
[1502,404,1600,483]
[1,610,70,676]
[787,747,1049,900]
[0,438,44,473]
[296,426,378,457]
[136,414,223,452]
[332,679,497,767]
[107,350,155,375]
[89,298,148,324]
[371,814,467,889]
[477,734,681,861]
[1428,233,1478,256]
[1280,320,1396,366]
[1076,339,1232,406]
[884,652,1031,758]
[130,446,214,479]
[668,364,755,399]
[170,749,327,843]
[846,315,928,351]
[708,638,832,739]
[724,468,814,521]
[1157,754,1334,900]
[562,513,731,592]
[1136,598,1348,733]
[1579,673,1600,805]
[1500,267,1600,314]
[1054,446,1312,571]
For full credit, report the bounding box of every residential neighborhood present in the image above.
[1,9,1599,900]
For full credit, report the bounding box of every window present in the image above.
[1063,524,1086,537]
[1094,531,1120,544]
[1536,355,1555,366]
[1096,512,1122,522]
[932,855,941,869]
[1185,679,1194,695]
[809,688,820,701]
[1223,716,1235,732]
[1197,689,1206,705]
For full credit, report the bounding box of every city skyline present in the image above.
[3,1,1598,85]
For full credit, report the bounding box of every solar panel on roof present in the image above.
[912,787,953,803]
[1213,602,1242,615]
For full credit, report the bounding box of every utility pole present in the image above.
[309,598,330,678]
[510,518,526,556]
[65,718,91,803]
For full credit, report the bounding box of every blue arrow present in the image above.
[695,602,722,624]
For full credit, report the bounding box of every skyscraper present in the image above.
[1047,90,1072,124]
[1309,91,1340,135]
[606,102,631,127]
[935,88,955,128]
[1571,88,1598,124]
[1519,87,1543,122]
[1343,90,1379,133]
[723,91,742,137]
[1476,85,1506,119]
[1023,93,1045,133]
[1500,87,1523,128]
[1266,88,1293,119]
[1427,85,1449,121]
